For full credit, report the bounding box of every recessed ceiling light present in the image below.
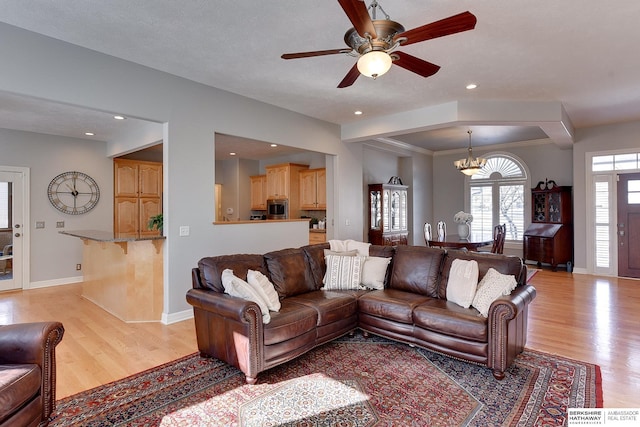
[270,144,278,147]
[230,152,236,156]
[354,111,363,115]
[113,115,126,120]
[85,132,95,136]
[466,83,477,90]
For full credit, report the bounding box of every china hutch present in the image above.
[523,179,573,271]
[368,183,409,246]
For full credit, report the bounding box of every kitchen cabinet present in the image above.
[250,175,267,210]
[265,163,308,218]
[114,159,162,237]
[309,230,326,244]
[368,183,409,246]
[523,180,572,271]
[299,168,326,210]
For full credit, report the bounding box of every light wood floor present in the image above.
[1,269,638,407]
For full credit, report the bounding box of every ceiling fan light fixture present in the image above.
[357,50,392,79]
[454,130,487,175]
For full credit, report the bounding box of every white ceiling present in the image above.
[1,0,639,155]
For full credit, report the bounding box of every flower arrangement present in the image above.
[454,211,473,224]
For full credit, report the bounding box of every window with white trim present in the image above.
[468,155,527,241]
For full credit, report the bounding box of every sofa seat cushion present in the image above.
[0,364,41,422]
[263,301,318,346]
[358,289,431,324]
[287,291,358,327]
[413,299,488,342]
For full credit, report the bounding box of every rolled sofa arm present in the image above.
[487,284,537,379]
[186,288,262,323]
[0,321,65,420]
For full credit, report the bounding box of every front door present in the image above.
[0,170,24,291]
[617,173,640,278]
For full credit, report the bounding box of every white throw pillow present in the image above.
[221,269,271,324]
[247,269,281,312]
[329,239,348,252]
[361,256,391,290]
[323,249,358,257]
[322,254,365,290]
[472,268,518,317]
[345,240,371,256]
[446,259,479,308]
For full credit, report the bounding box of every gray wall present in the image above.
[0,128,113,284]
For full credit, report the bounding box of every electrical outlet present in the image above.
[76,264,81,271]
[35,221,45,229]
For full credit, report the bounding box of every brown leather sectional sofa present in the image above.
[187,243,536,384]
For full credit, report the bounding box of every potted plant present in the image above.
[148,214,163,234]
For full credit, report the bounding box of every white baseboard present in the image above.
[162,309,193,325]
[28,276,83,289]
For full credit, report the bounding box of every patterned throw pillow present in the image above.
[446,259,479,308]
[361,256,392,290]
[247,269,281,312]
[221,269,271,324]
[472,268,518,317]
[322,255,365,290]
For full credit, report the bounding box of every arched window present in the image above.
[468,154,528,241]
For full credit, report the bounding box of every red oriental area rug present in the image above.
[51,333,602,426]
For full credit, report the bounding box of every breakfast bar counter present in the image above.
[61,230,164,322]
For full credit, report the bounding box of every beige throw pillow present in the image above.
[472,268,518,317]
[446,259,479,308]
[345,239,371,256]
[221,269,271,324]
[323,254,365,290]
[247,269,281,312]
[361,256,391,290]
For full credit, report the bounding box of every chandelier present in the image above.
[454,130,487,176]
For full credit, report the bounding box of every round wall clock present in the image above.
[47,171,100,215]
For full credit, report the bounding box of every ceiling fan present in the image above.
[281,0,477,88]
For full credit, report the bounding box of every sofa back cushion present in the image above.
[197,254,267,293]
[389,246,445,297]
[264,247,315,298]
[438,250,525,299]
[301,243,331,289]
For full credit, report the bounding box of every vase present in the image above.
[457,223,471,239]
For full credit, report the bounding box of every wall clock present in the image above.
[47,171,100,215]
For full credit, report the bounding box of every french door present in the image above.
[617,173,640,278]
[0,169,25,291]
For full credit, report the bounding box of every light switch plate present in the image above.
[179,226,190,236]
[35,221,45,229]
[56,221,65,228]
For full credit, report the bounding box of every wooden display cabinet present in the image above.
[368,183,409,246]
[523,179,573,271]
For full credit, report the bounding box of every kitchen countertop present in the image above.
[213,218,311,225]
[60,230,165,242]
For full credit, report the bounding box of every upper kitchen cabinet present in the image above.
[114,159,163,236]
[299,168,326,210]
[250,175,267,210]
[265,163,308,218]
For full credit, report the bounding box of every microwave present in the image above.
[267,198,288,219]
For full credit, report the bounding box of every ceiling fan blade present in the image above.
[392,51,440,78]
[338,0,377,39]
[394,11,477,46]
[337,63,361,88]
[281,49,350,59]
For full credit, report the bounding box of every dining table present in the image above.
[427,232,494,251]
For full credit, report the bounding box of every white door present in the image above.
[0,170,25,291]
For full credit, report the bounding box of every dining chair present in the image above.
[490,224,507,254]
[436,221,446,240]
[423,223,432,246]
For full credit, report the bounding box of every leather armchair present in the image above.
[0,322,65,427]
